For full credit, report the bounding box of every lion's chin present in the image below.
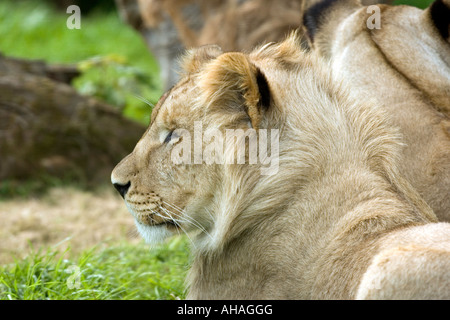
[134,220,174,244]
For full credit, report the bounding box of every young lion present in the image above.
[111,34,450,299]
[303,0,450,222]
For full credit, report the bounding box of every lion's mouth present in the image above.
[125,198,183,230]
[153,219,179,228]
[136,209,181,229]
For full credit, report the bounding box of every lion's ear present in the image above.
[302,0,360,55]
[427,0,450,42]
[180,44,224,75]
[199,52,271,129]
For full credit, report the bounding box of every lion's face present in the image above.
[111,44,275,244]
[111,77,215,242]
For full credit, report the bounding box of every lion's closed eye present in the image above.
[160,130,181,145]
[163,130,174,143]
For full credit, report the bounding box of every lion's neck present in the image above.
[186,161,421,299]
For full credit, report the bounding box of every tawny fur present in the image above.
[138,0,305,51]
[303,0,450,222]
[137,0,393,50]
[111,33,450,299]
[123,0,393,90]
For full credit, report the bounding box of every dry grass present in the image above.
[0,186,138,264]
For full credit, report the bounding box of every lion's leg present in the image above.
[356,241,450,299]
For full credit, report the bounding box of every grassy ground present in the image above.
[0,186,190,300]
[0,237,189,300]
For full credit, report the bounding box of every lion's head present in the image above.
[111,40,278,247]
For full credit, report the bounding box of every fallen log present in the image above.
[0,56,146,184]
[0,52,80,84]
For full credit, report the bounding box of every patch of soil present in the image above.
[0,186,138,264]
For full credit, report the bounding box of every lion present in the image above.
[302,0,450,222]
[111,33,450,299]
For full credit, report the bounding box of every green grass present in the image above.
[0,237,190,300]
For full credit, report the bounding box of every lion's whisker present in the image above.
[156,208,197,249]
[133,94,155,109]
[204,207,215,223]
[161,201,205,227]
[161,201,213,240]
[127,226,140,239]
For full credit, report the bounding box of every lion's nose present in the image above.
[113,181,131,199]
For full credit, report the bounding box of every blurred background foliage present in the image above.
[0,0,161,125]
[393,0,434,8]
[0,0,437,195]
[0,0,435,125]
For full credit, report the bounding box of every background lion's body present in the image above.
[303,0,450,222]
